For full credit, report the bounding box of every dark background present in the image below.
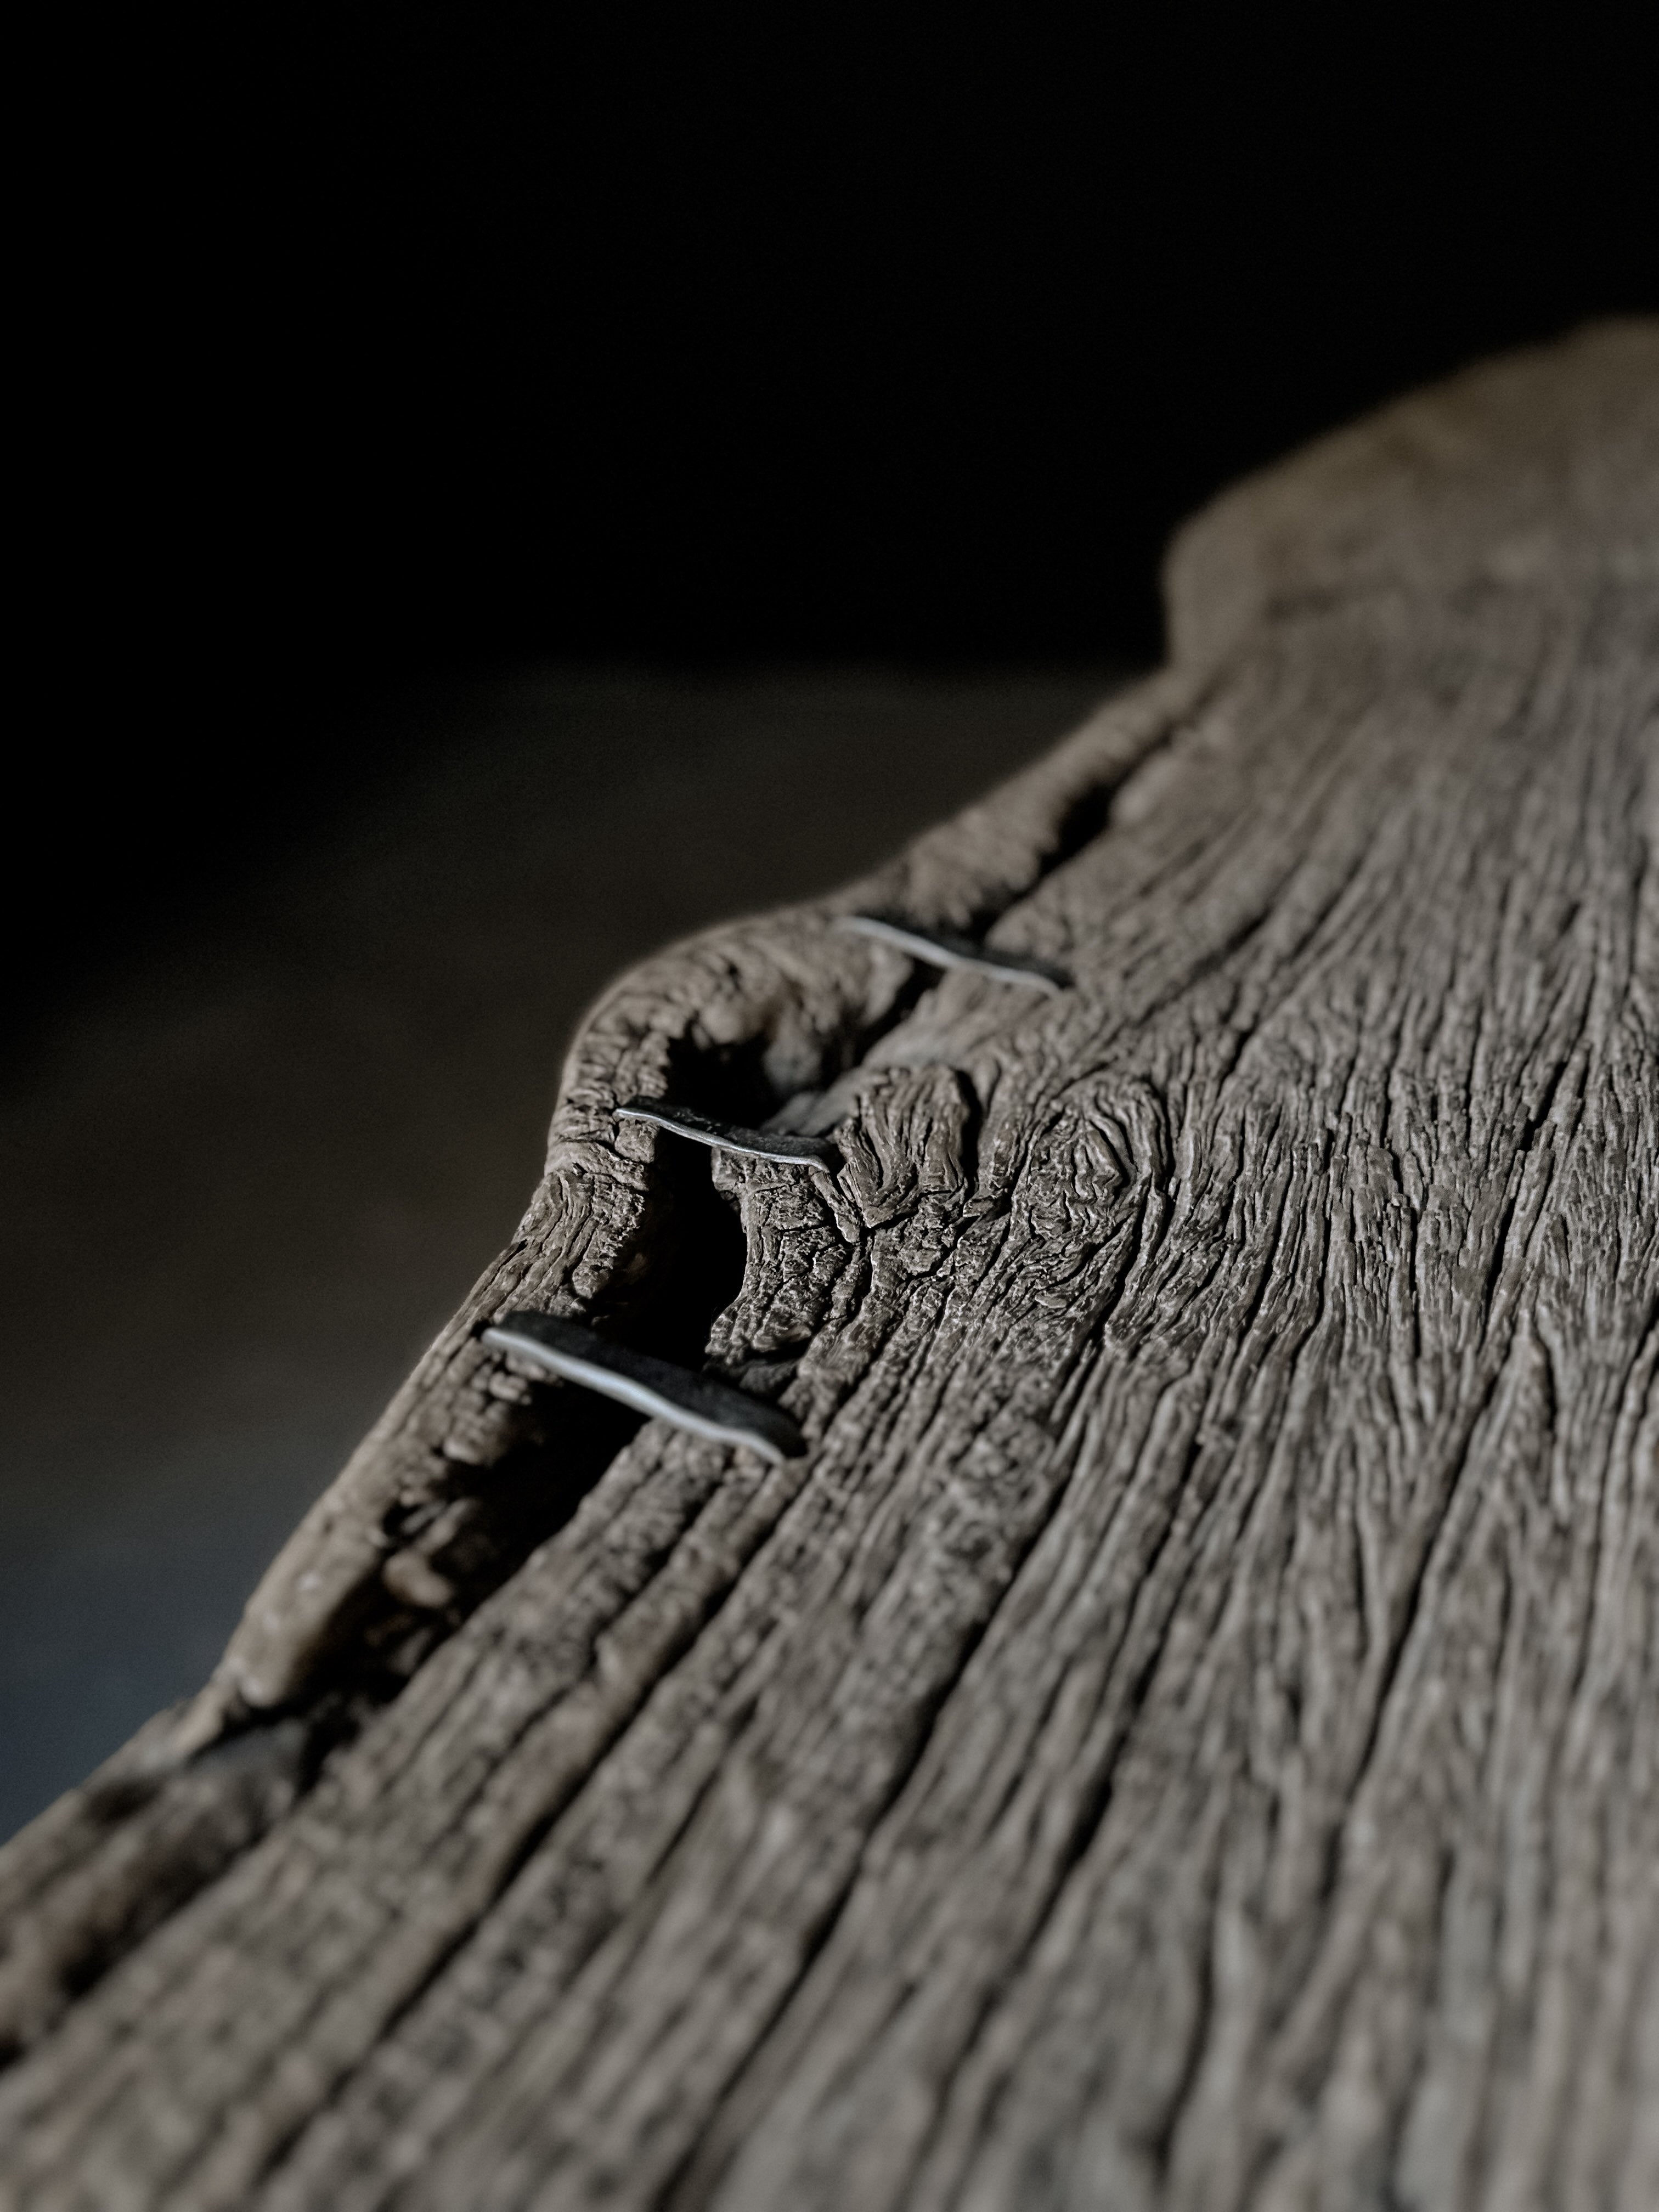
[162,5,1658,665]
[35,3,1659,1001]
[4,8,1656,1835]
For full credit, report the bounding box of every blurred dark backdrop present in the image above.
[29,3,1659,1008]
[4,8,1656,1833]
[150,5,1659,665]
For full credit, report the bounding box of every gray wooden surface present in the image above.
[2,321,1656,2210]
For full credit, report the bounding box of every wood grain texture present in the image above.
[2,320,1655,2211]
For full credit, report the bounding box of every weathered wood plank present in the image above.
[1,320,1655,2211]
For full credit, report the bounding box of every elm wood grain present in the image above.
[1,320,1655,2212]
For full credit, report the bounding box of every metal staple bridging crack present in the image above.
[837,913,1070,993]
[483,1312,808,1463]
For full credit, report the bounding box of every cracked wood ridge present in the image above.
[3,322,1657,2212]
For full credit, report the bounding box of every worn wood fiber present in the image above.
[2,321,1656,2211]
